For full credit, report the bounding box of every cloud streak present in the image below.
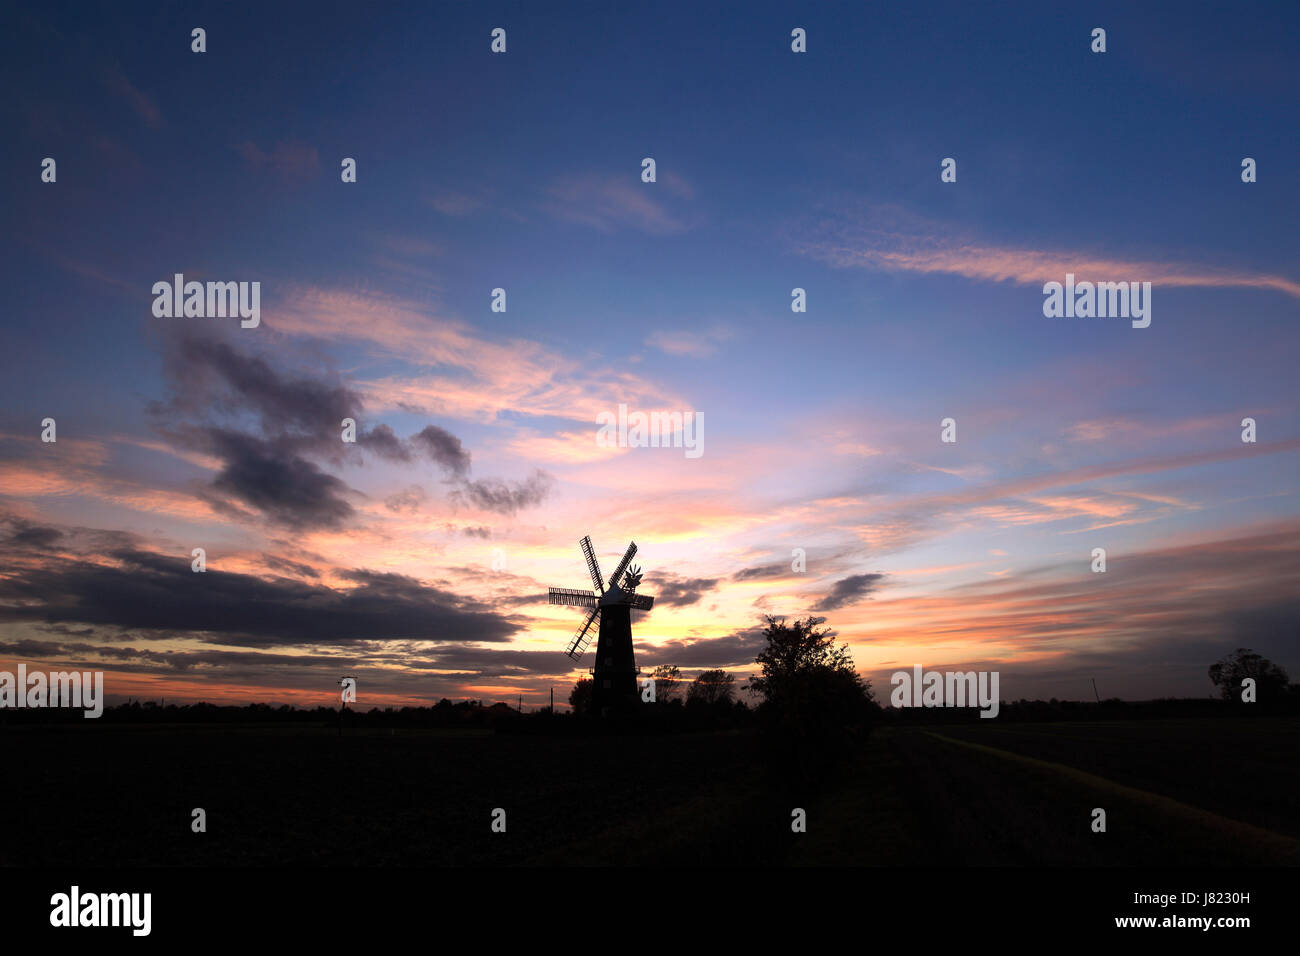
[799,207,1300,300]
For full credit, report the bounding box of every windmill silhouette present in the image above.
[550,536,655,714]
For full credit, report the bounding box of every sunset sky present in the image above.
[3,1,1298,709]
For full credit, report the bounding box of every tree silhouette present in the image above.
[750,615,874,747]
[568,677,594,715]
[650,664,683,704]
[686,669,735,707]
[1209,648,1290,702]
[751,615,867,699]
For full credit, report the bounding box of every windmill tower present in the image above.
[549,536,655,715]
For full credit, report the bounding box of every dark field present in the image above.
[796,718,1300,866]
[4,717,1297,866]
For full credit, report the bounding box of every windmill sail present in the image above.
[549,587,597,607]
[565,606,599,660]
[580,535,604,594]
[607,541,637,590]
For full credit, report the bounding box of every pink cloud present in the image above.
[267,286,682,423]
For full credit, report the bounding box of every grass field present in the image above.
[3,717,1296,866]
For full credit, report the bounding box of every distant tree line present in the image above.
[0,697,528,729]
[4,643,1292,732]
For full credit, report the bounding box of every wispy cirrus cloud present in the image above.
[850,521,1300,696]
[233,140,321,181]
[267,285,682,423]
[102,66,162,128]
[0,434,224,523]
[645,325,734,358]
[917,439,1300,514]
[798,205,1300,299]
[835,438,1298,554]
[424,190,487,217]
[1064,414,1235,445]
[504,429,626,464]
[543,174,692,234]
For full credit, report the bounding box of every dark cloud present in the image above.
[1,516,64,550]
[732,563,789,582]
[37,625,97,638]
[640,627,767,669]
[0,639,345,673]
[155,335,360,454]
[148,330,550,527]
[812,572,885,611]
[357,424,412,463]
[452,470,555,516]
[149,332,365,528]
[204,429,356,530]
[654,576,720,607]
[399,644,572,679]
[264,556,320,579]
[384,485,427,514]
[411,425,471,477]
[4,639,569,680]
[0,548,518,647]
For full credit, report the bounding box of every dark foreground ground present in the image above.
[3,717,1298,866]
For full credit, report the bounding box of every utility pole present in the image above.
[1091,678,1101,703]
[550,686,554,714]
